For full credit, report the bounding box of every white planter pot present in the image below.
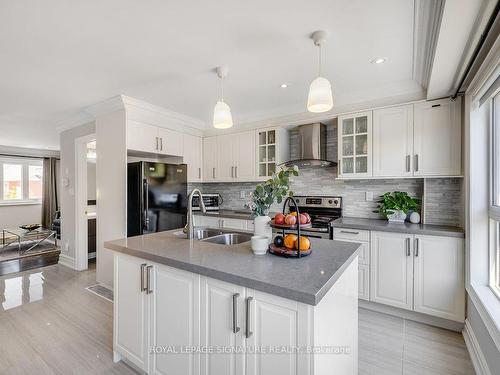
[254,215,272,244]
[387,210,407,223]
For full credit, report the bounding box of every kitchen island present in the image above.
[105,229,360,375]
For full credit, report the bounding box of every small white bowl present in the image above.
[251,235,269,255]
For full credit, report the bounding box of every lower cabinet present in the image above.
[370,231,464,322]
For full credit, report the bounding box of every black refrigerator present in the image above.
[127,162,187,237]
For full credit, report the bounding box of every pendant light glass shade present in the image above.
[213,100,233,129]
[307,76,333,113]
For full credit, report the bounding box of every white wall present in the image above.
[0,204,41,228]
[59,122,96,262]
[96,110,127,288]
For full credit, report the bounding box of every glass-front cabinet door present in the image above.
[257,128,277,178]
[338,111,372,178]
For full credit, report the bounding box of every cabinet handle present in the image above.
[414,238,419,257]
[232,293,240,334]
[140,263,147,292]
[146,265,153,294]
[160,138,163,151]
[198,168,201,179]
[235,166,238,178]
[213,167,216,179]
[231,166,234,178]
[220,219,224,228]
[406,155,410,172]
[414,154,419,172]
[406,238,411,256]
[340,230,359,235]
[245,297,253,338]
[155,137,159,150]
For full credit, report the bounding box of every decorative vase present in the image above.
[387,210,407,223]
[254,215,272,244]
[409,211,421,224]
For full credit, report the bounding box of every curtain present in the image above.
[41,157,59,228]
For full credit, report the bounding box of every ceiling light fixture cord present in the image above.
[318,44,322,76]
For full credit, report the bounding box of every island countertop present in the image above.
[105,230,360,306]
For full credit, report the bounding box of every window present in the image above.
[0,158,43,204]
[490,90,500,296]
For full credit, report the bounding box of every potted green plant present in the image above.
[247,166,299,242]
[374,191,420,223]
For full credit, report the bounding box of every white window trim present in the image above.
[465,47,500,352]
[0,157,43,206]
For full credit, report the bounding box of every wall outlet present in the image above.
[240,191,246,199]
[365,192,373,201]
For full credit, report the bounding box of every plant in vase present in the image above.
[247,166,299,242]
[374,191,420,223]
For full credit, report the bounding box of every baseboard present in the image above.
[463,319,492,375]
[359,300,464,332]
[58,253,76,269]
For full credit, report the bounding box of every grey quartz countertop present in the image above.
[331,217,465,238]
[105,230,360,306]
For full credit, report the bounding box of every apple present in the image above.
[284,214,297,225]
[274,213,285,225]
[299,213,308,225]
[303,212,311,223]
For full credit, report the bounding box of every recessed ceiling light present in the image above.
[280,83,288,88]
[371,58,386,64]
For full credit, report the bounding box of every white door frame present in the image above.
[75,133,96,271]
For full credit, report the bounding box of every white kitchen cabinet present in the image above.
[256,127,289,179]
[127,121,161,154]
[370,231,413,310]
[338,111,372,178]
[183,134,203,182]
[157,127,183,156]
[413,98,462,176]
[217,134,236,181]
[195,215,249,231]
[203,136,218,181]
[113,254,150,372]
[235,130,256,181]
[358,264,370,301]
[245,290,301,375]
[200,277,245,375]
[373,105,414,177]
[150,264,200,375]
[413,235,465,321]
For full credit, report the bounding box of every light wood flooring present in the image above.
[0,262,475,374]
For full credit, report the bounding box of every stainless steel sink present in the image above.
[192,228,224,240]
[201,233,252,245]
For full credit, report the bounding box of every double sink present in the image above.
[192,227,252,245]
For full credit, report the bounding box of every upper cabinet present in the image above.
[413,98,462,176]
[343,98,462,179]
[127,120,184,157]
[337,111,372,178]
[256,127,289,180]
[183,134,203,182]
[373,105,414,177]
[203,131,256,182]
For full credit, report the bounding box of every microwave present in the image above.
[191,193,221,211]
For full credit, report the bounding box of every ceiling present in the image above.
[1,0,425,149]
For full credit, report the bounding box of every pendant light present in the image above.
[307,30,333,113]
[213,66,233,129]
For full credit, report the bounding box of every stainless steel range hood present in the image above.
[283,123,337,168]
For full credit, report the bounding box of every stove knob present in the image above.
[328,200,333,204]
[333,199,339,206]
[296,199,300,203]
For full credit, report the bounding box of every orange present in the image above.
[295,236,311,251]
[290,211,298,217]
[284,234,298,249]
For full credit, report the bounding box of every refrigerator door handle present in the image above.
[143,179,149,230]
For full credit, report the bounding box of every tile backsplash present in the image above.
[190,122,464,227]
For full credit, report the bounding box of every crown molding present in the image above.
[413,0,445,89]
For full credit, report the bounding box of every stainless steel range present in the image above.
[275,195,342,239]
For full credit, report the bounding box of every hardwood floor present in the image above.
[0,263,475,375]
